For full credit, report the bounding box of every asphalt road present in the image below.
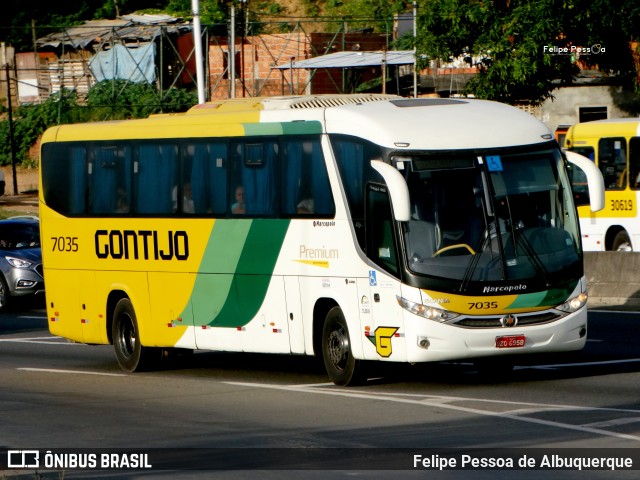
[1,305,639,479]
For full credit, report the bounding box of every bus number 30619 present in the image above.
[610,199,633,211]
[51,236,79,252]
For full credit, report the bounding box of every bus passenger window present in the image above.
[366,185,398,277]
[281,137,334,217]
[135,143,179,214]
[598,137,626,190]
[90,145,132,215]
[630,137,640,189]
[184,142,227,215]
[231,141,277,216]
[41,144,88,215]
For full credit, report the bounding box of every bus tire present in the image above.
[322,306,364,386]
[612,231,632,251]
[112,298,161,372]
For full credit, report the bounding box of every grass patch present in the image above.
[0,207,38,220]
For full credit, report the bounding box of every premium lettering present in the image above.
[299,244,339,260]
[95,230,189,260]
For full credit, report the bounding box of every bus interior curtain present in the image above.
[311,141,332,214]
[243,143,276,215]
[136,144,178,213]
[282,141,303,214]
[335,140,365,214]
[191,144,208,213]
[91,148,119,213]
[209,143,228,213]
[190,142,228,214]
[69,147,87,214]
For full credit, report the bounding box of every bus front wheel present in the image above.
[612,231,632,251]
[112,298,161,372]
[322,307,364,386]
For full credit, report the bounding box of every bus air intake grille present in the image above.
[287,94,399,109]
[453,311,563,328]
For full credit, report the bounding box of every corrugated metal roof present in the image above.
[273,50,416,69]
[36,14,190,50]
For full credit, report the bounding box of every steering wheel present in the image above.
[433,243,476,257]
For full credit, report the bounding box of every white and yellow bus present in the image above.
[565,118,640,251]
[39,95,604,385]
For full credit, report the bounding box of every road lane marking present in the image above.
[0,336,83,346]
[18,367,126,377]
[225,381,640,443]
[516,358,640,370]
[582,417,640,428]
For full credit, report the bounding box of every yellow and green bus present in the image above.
[39,95,603,385]
[565,118,640,251]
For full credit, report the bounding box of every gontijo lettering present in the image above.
[95,230,189,260]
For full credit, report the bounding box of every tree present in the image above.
[323,0,409,32]
[416,0,640,105]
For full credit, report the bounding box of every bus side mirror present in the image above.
[370,160,411,221]
[564,150,605,212]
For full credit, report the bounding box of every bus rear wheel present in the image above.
[112,298,161,372]
[322,307,364,386]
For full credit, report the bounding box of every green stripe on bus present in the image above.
[506,280,578,309]
[243,121,322,136]
[281,121,323,135]
[189,220,252,327]
[188,219,290,328]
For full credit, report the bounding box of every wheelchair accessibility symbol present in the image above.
[369,270,377,286]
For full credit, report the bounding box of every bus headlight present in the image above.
[557,291,588,313]
[397,296,459,322]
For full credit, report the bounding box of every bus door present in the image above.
[360,184,405,362]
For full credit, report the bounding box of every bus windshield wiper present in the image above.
[511,225,550,286]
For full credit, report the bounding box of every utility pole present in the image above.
[230,5,236,98]
[5,62,18,195]
[192,0,206,104]
[413,1,418,98]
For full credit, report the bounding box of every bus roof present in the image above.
[255,96,553,150]
[567,118,640,139]
[42,95,552,150]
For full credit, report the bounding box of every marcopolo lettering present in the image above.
[95,230,189,260]
[482,284,527,293]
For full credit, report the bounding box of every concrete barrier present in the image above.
[584,252,640,310]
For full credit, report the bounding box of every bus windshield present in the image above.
[402,146,581,286]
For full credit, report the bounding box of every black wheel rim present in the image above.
[327,322,349,372]
[117,313,136,360]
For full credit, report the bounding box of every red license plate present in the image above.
[495,335,525,348]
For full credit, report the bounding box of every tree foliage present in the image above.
[0,81,197,166]
[323,0,409,32]
[416,0,640,104]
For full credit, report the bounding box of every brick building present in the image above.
[208,31,391,99]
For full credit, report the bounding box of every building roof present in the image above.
[273,50,416,70]
[36,14,190,50]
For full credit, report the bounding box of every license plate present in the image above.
[495,335,525,348]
